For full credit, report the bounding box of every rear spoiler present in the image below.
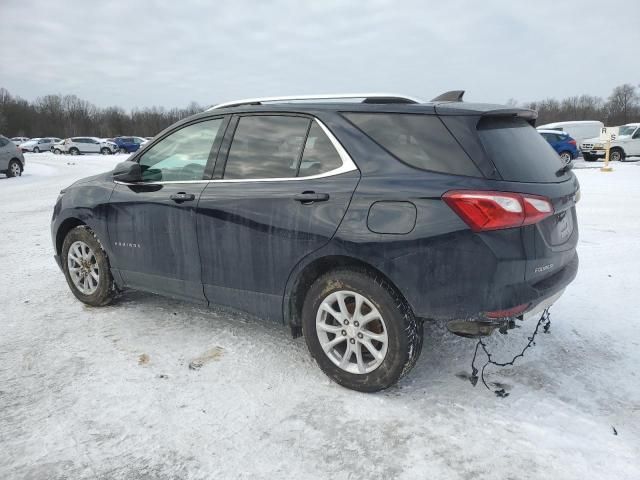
[480,108,538,126]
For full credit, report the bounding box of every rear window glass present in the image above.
[478,118,567,183]
[343,113,482,177]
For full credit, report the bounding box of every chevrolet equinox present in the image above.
[51,92,579,392]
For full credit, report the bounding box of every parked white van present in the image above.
[536,121,603,151]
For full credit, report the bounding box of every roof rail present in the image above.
[207,93,423,110]
[431,90,465,102]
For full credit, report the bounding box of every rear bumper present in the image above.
[520,253,578,316]
[406,251,579,321]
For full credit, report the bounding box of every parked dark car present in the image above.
[113,136,147,154]
[51,92,579,392]
[538,129,578,164]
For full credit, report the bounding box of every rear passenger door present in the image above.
[196,114,360,321]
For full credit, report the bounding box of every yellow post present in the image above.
[601,135,613,172]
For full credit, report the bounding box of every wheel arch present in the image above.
[55,218,87,256]
[284,254,410,337]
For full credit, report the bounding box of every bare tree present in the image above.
[606,84,639,125]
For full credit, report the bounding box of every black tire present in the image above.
[61,226,115,307]
[100,147,111,155]
[54,148,61,155]
[559,151,572,164]
[302,268,423,392]
[583,153,596,162]
[6,159,22,177]
[610,148,625,162]
[119,148,127,154]
[69,147,80,155]
[33,147,40,153]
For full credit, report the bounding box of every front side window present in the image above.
[138,118,223,182]
[223,116,345,180]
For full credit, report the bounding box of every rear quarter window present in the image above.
[478,118,568,183]
[342,113,482,177]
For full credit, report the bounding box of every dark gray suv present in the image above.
[51,92,579,392]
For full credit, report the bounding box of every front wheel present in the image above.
[583,153,596,162]
[302,269,423,392]
[100,147,111,155]
[53,148,61,155]
[61,226,115,306]
[119,148,127,154]
[33,147,40,153]
[69,148,79,155]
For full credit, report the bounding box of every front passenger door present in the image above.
[106,117,227,302]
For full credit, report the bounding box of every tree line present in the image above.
[511,83,639,126]
[1,83,638,138]
[0,87,204,138]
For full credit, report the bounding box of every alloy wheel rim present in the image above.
[10,163,20,176]
[561,153,571,163]
[68,241,100,295]
[611,151,620,161]
[316,290,388,374]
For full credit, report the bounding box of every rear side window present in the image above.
[478,118,567,183]
[224,116,310,179]
[343,113,481,177]
[298,123,342,176]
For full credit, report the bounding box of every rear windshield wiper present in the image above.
[556,162,573,177]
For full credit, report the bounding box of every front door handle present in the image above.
[170,192,196,203]
[293,192,330,204]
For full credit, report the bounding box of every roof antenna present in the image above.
[431,90,465,102]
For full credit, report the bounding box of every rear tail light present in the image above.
[442,190,554,232]
[568,139,577,145]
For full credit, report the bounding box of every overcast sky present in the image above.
[1,0,637,109]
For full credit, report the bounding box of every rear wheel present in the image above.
[610,148,624,162]
[302,268,423,392]
[33,147,40,153]
[119,148,127,154]
[7,160,22,177]
[61,226,115,306]
[559,151,572,164]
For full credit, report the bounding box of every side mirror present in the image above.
[113,161,142,183]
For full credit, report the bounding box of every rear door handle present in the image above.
[170,192,196,203]
[293,192,330,204]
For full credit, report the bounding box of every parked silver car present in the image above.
[51,139,66,154]
[11,137,30,146]
[20,137,61,153]
[61,137,118,155]
[0,135,25,177]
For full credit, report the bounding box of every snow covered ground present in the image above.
[1,153,639,479]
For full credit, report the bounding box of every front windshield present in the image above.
[618,126,638,136]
